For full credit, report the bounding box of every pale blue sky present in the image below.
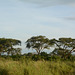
[0,0,75,53]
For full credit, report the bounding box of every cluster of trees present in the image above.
[0,38,21,55]
[50,38,75,58]
[0,35,75,59]
[26,35,75,58]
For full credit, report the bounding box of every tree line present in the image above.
[0,36,75,58]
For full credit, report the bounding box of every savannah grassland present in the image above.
[0,56,75,75]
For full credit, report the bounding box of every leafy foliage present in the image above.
[0,38,21,55]
[26,35,50,54]
[50,38,75,58]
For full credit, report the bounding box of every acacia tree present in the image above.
[0,38,21,55]
[60,38,75,58]
[26,35,50,55]
[50,38,75,58]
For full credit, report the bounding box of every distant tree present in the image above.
[50,38,75,58]
[26,35,50,55]
[59,38,75,58]
[0,38,21,55]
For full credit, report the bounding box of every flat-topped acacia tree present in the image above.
[26,35,50,55]
[50,38,75,58]
[0,38,21,55]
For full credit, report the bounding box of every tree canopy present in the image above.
[0,38,21,55]
[0,36,75,58]
[26,35,50,54]
[50,38,75,58]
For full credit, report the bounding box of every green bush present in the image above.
[32,55,41,61]
[40,52,48,56]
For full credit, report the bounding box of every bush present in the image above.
[11,55,21,61]
[40,52,48,56]
[27,53,33,57]
[32,55,41,61]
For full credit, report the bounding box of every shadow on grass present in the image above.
[0,68,9,75]
[24,68,29,75]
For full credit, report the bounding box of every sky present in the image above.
[0,0,75,53]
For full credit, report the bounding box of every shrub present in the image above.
[32,55,41,61]
[40,52,48,57]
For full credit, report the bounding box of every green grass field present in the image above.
[0,57,75,75]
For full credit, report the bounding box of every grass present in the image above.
[0,57,75,75]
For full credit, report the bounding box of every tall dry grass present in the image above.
[0,57,75,75]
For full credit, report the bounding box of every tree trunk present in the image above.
[38,50,41,55]
[65,48,74,58]
[0,52,1,56]
[62,48,74,59]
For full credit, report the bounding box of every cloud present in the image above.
[69,3,75,7]
[33,15,75,27]
[20,0,75,7]
[65,17,75,20]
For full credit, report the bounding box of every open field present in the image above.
[0,57,75,75]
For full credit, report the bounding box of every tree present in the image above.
[26,35,50,55]
[50,38,75,58]
[0,38,21,55]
